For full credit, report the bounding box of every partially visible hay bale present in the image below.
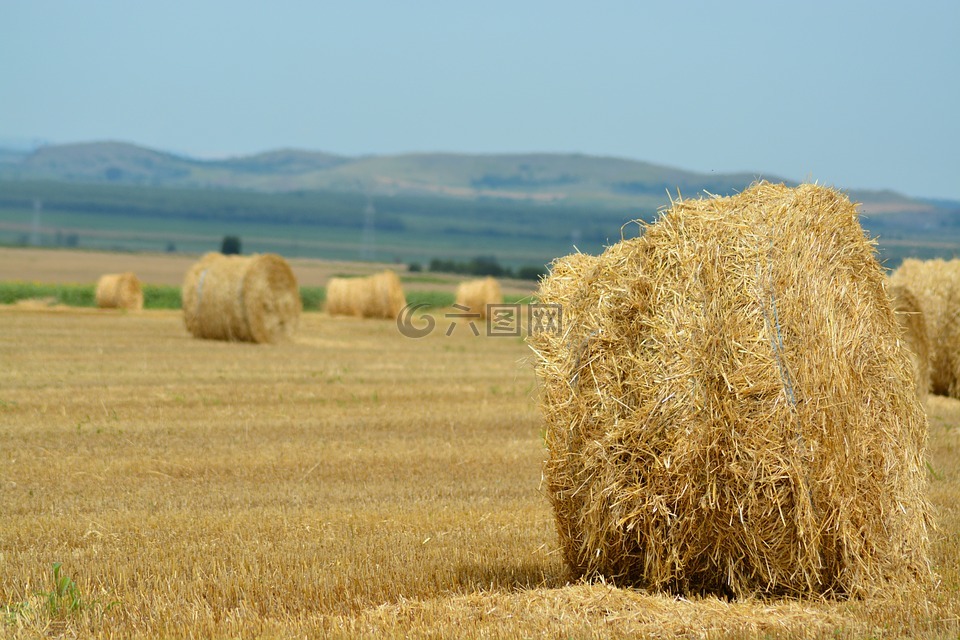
[889,282,931,399]
[325,270,406,319]
[181,252,301,343]
[529,182,931,598]
[891,258,960,397]
[455,277,503,318]
[95,272,143,310]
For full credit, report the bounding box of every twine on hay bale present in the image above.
[95,272,143,310]
[325,270,406,319]
[455,277,503,319]
[889,283,931,399]
[528,182,931,598]
[181,252,301,343]
[891,258,960,398]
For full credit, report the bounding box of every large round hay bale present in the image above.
[529,182,931,598]
[889,282,931,399]
[891,258,960,397]
[181,252,301,343]
[95,272,143,310]
[325,270,406,319]
[455,277,503,318]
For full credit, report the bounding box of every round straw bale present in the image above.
[181,252,301,343]
[95,272,143,310]
[325,277,361,317]
[371,270,407,319]
[529,182,931,598]
[889,282,931,399]
[325,270,406,319]
[455,277,503,318]
[891,258,960,397]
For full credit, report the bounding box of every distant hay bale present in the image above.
[891,258,960,397]
[324,277,359,317]
[181,252,301,343]
[455,277,503,318]
[889,282,931,399]
[95,272,143,310]
[529,182,931,598]
[371,270,407,319]
[325,270,406,319]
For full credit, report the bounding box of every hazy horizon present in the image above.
[2,1,958,200]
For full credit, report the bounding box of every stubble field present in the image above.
[1,285,959,637]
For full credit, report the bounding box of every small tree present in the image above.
[467,255,505,277]
[221,235,242,255]
[429,258,454,273]
[517,265,547,281]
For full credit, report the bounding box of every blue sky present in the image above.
[2,1,958,200]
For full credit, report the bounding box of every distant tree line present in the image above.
[425,255,546,281]
[15,229,80,248]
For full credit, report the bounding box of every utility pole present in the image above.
[31,199,42,246]
[360,196,376,261]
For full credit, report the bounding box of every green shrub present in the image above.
[0,282,95,307]
[142,284,182,309]
[406,290,455,309]
[300,286,326,311]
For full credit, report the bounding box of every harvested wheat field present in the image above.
[1,305,958,639]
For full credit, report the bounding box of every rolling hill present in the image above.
[1,140,946,214]
[0,141,957,269]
